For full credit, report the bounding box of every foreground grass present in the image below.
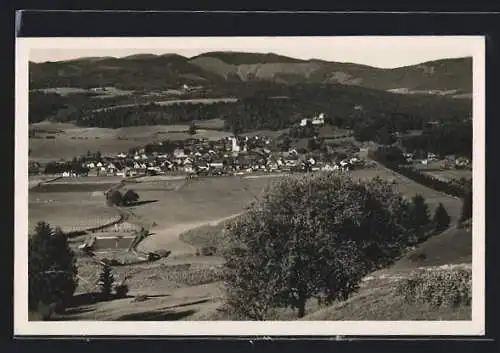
[301,285,471,321]
[389,224,472,271]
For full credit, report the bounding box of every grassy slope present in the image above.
[176,170,471,321]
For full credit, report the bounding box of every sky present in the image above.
[26,36,482,69]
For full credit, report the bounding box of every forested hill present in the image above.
[30,52,472,95]
[30,82,472,132]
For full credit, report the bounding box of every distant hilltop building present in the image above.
[181,84,203,93]
[300,113,325,127]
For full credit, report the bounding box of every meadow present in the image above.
[28,190,120,234]
[30,121,233,161]
[349,167,462,223]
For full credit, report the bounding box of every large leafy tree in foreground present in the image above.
[221,172,411,320]
[28,222,78,312]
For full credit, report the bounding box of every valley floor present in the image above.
[31,164,472,322]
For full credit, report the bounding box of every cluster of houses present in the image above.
[403,152,471,169]
[299,113,326,127]
[53,135,364,178]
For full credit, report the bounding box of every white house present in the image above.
[209,161,224,169]
[173,148,187,159]
[312,113,325,125]
[300,118,308,127]
[147,166,161,173]
[117,153,127,158]
[96,162,103,168]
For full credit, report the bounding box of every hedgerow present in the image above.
[396,268,472,307]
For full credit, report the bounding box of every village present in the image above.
[28,110,471,180]
[29,113,371,179]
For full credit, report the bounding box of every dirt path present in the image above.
[137,212,243,256]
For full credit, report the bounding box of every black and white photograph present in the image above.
[15,36,485,336]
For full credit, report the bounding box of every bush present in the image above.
[106,190,123,206]
[115,283,129,298]
[396,268,472,307]
[122,189,140,206]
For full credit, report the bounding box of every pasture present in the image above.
[29,122,233,161]
[421,169,472,183]
[127,176,273,255]
[28,190,120,234]
[191,118,225,130]
[177,166,464,254]
[350,167,462,223]
[92,97,238,112]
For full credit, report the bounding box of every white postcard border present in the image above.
[15,36,486,336]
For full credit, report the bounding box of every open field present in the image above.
[191,118,225,130]
[29,122,233,161]
[127,176,271,256]
[93,97,238,112]
[421,169,472,183]
[29,190,120,234]
[350,167,462,223]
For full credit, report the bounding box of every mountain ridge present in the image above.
[29,51,472,94]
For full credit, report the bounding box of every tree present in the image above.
[97,263,114,300]
[460,187,473,223]
[375,126,396,145]
[28,222,78,312]
[122,189,139,206]
[407,194,431,240]
[433,202,451,232]
[220,172,410,319]
[188,122,197,136]
[106,189,123,206]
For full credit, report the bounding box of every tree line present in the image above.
[31,83,471,134]
[43,160,90,175]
